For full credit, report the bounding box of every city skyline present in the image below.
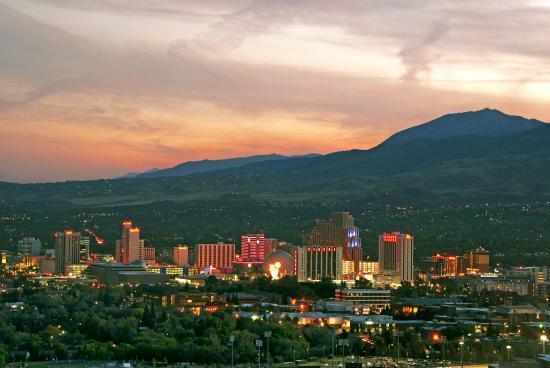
[2,1,550,182]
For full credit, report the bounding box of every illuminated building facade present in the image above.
[359,261,379,275]
[55,230,81,274]
[195,243,235,271]
[420,253,466,277]
[378,232,414,283]
[66,264,88,276]
[295,245,342,282]
[465,247,490,273]
[342,260,355,278]
[240,233,265,262]
[148,265,185,276]
[115,221,144,265]
[173,246,189,267]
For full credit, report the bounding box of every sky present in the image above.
[1,1,550,183]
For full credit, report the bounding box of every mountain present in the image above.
[2,108,550,209]
[137,153,320,178]
[384,108,546,145]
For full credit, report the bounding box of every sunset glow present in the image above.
[1,1,550,182]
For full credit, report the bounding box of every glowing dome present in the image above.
[263,250,294,280]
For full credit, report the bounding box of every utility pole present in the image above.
[459,337,465,368]
[396,327,400,365]
[338,339,348,367]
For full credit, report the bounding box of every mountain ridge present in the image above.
[136,153,320,179]
[384,108,546,145]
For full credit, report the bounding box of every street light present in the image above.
[264,331,272,368]
[541,334,548,355]
[229,335,235,368]
[506,345,511,362]
[338,339,349,366]
[331,333,335,368]
[459,337,465,368]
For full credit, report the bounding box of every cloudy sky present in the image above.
[1,0,550,183]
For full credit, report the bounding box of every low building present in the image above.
[335,288,391,314]
[86,260,167,285]
[494,304,541,326]
[168,292,225,313]
[474,275,532,295]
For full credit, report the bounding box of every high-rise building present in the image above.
[294,246,342,282]
[115,221,144,264]
[173,246,189,267]
[17,237,42,257]
[310,212,355,249]
[55,230,81,274]
[195,243,235,271]
[240,234,265,262]
[465,247,490,273]
[378,232,414,283]
[80,236,90,261]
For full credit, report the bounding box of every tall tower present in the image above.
[378,232,414,283]
[55,230,81,274]
[115,221,144,264]
[310,211,355,249]
[346,226,362,272]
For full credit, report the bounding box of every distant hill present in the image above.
[384,108,546,145]
[137,153,320,178]
[117,168,160,179]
